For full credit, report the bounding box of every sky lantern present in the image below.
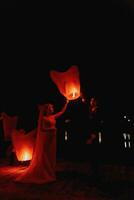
[11,129,36,162]
[50,65,80,100]
[18,147,33,162]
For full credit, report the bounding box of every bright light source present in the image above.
[65,131,68,141]
[123,133,127,139]
[128,142,131,148]
[124,115,127,119]
[98,132,102,143]
[124,141,127,148]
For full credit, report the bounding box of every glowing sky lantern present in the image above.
[50,65,80,100]
[12,129,36,162]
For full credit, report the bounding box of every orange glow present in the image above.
[50,65,80,101]
[72,89,77,98]
[65,84,80,100]
[12,129,36,162]
[16,148,33,161]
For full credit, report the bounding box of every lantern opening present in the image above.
[68,87,79,99]
[65,83,80,100]
[18,148,33,162]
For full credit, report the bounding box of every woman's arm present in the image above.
[53,99,69,119]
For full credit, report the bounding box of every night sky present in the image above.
[0,1,134,124]
[0,0,16,8]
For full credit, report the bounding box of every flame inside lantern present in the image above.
[12,129,36,162]
[16,148,33,161]
[22,150,32,161]
[69,87,78,99]
[50,65,80,101]
[66,84,80,100]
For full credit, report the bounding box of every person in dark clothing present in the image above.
[86,133,101,183]
[86,97,102,184]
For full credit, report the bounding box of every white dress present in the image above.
[15,115,57,184]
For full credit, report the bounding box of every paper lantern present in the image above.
[12,129,36,161]
[17,148,33,161]
[50,65,80,100]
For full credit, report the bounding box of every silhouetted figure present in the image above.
[86,97,102,184]
[86,133,101,184]
[63,99,89,161]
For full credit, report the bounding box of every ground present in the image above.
[0,159,134,200]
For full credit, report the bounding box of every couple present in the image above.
[15,99,69,184]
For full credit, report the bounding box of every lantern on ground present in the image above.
[12,129,36,162]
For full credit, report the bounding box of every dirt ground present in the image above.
[0,159,134,200]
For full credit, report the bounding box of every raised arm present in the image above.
[53,99,69,119]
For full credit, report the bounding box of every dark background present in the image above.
[0,0,134,163]
[0,0,134,128]
[0,0,16,8]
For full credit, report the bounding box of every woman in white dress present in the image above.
[15,99,69,184]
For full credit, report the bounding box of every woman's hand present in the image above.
[66,99,69,104]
